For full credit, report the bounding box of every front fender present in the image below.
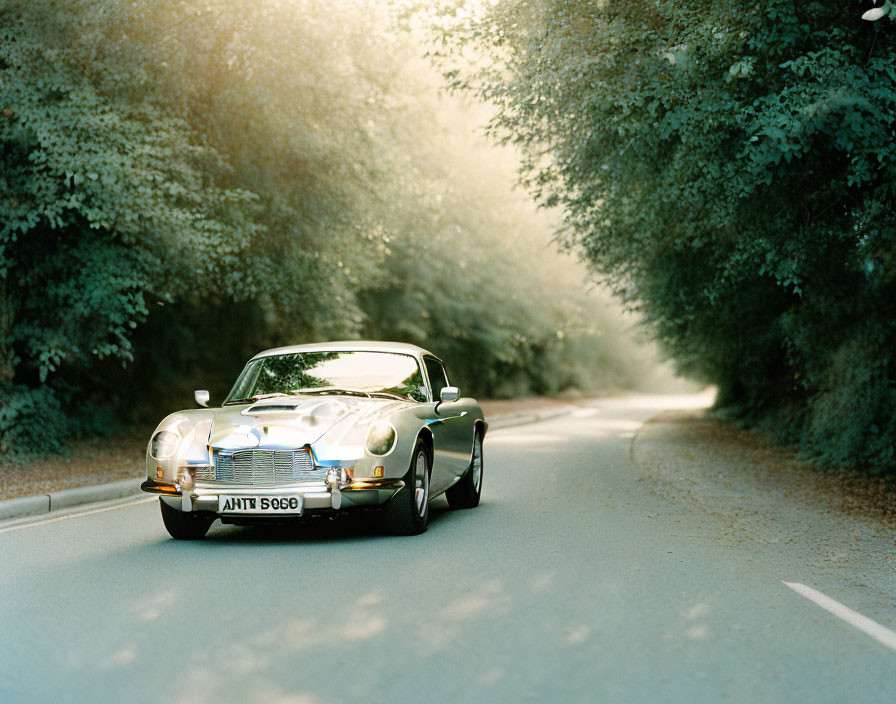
[311,405,430,481]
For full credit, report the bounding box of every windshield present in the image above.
[225,351,427,404]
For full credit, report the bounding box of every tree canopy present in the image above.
[437,1,896,471]
[0,0,663,456]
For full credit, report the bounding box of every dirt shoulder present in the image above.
[633,410,896,526]
[0,435,148,501]
[0,395,583,500]
[632,409,896,613]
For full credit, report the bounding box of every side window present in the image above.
[424,357,448,401]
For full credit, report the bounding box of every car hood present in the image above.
[207,395,399,451]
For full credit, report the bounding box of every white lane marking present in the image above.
[0,496,155,534]
[783,581,896,652]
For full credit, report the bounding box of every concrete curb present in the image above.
[0,477,143,522]
[0,494,51,521]
[49,478,144,510]
[0,408,575,522]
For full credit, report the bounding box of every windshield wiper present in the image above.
[223,398,255,406]
[290,386,371,398]
[223,392,292,406]
[369,391,406,400]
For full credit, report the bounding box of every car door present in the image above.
[423,356,475,492]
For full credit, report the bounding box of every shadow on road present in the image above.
[145,496,474,547]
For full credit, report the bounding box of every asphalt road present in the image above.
[1,394,893,703]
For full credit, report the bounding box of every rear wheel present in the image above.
[446,430,483,509]
[159,499,213,540]
[384,439,431,535]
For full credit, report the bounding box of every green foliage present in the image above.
[0,384,67,457]
[0,0,660,456]
[439,1,896,471]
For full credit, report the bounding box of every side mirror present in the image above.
[194,390,210,407]
[440,386,461,403]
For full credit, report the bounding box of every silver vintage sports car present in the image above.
[141,341,486,539]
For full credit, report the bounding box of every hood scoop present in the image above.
[244,403,301,414]
[239,398,355,420]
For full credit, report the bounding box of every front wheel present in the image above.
[384,439,431,535]
[446,430,483,509]
[159,499,213,540]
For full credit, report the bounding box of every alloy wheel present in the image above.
[472,435,483,493]
[414,452,429,517]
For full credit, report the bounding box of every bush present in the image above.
[0,386,67,458]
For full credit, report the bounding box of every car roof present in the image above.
[249,340,439,362]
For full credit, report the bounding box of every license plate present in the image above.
[218,495,303,515]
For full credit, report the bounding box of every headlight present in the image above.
[150,430,180,459]
[366,424,396,456]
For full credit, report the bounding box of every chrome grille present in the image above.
[194,465,216,481]
[213,449,323,484]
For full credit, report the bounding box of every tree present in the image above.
[439,1,896,470]
[1,0,660,456]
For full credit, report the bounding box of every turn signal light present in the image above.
[156,467,163,479]
[373,466,384,477]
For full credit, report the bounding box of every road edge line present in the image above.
[0,477,143,522]
[0,495,155,534]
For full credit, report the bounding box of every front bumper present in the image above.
[141,478,404,514]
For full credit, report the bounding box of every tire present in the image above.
[159,498,213,540]
[384,439,431,535]
[446,430,483,510]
